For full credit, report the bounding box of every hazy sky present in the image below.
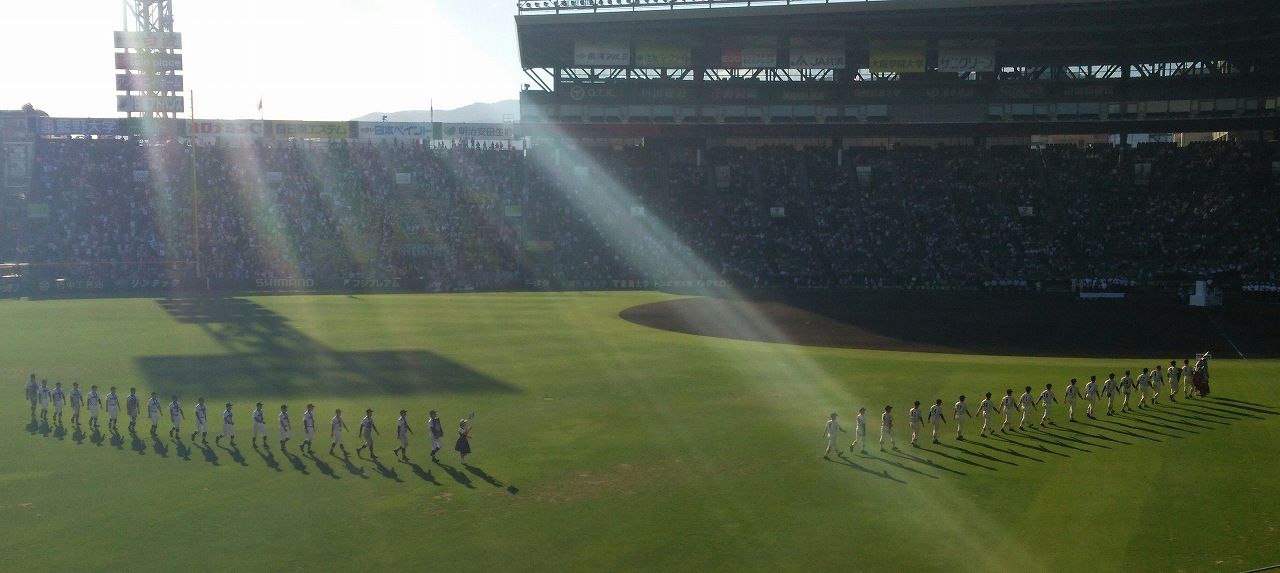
[3,0,525,120]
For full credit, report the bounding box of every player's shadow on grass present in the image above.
[826,453,906,484]
[370,458,403,483]
[465,464,506,488]
[90,426,106,447]
[280,448,310,476]
[966,436,1045,462]
[254,446,282,472]
[141,297,519,398]
[1017,426,1091,453]
[71,426,85,444]
[39,419,52,437]
[859,450,940,479]
[329,452,367,479]
[52,423,66,441]
[917,444,998,471]
[151,435,169,457]
[402,460,442,485]
[434,460,476,489]
[217,442,248,466]
[1178,400,1263,420]
[130,432,147,455]
[1140,409,1214,431]
[26,417,40,435]
[1157,406,1231,425]
[1113,413,1186,438]
[890,447,967,475]
[173,438,193,461]
[109,429,125,450]
[196,441,219,466]
[941,441,1018,466]
[307,452,339,479]
[1036,425,1111,449]
[1212,397,1280,415]
[1085,418,1162,442]
[990,431,1070,458]
[1054,423,1132,446]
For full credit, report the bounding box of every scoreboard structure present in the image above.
[114,0,184,117]
[514,0,1280,140]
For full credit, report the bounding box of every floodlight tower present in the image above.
[114,0,185,118]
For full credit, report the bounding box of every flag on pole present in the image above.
[257,97,263,111]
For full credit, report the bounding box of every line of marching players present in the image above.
[823,354,1212,458]
[23,379,477,465]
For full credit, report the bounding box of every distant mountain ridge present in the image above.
[352,100,519,124]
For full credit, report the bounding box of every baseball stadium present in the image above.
[2,0,1279,571]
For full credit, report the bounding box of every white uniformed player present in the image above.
[928,399,945,444]
[1084,376,1099,419]
[252,403,269,449]
[849,408,867,453]
[879,405,897,451]
[25,374,39,417]
[51,382,66,424]
[147,392,162,435]
[1119,371,1134,412]
[1036,384,1058,426]
[1167,360,1181,402]
[1182,359,1193,398]
[1064,379,1080,422]
[428,410,445,461]
[125,388,140,433]
[168,396,184,438]
[1018,387,1036,430]
[393,410,413,460]
[278,405,292,450]
[330,408,349,456]
[1103,374,1118,415]
[86,385,102,427]
[999,389,1018,432]
[301,404,317,454]
[954,396,973,440]
[823,412,845,459]
[357,409,380,459]
[1136,368,1151,409]
[1150,364,1164,404]
[193,398,208,443]
[104,387,119,431]
[37,380,51,420]
[908,401,923,447]
[216,403,235,446]
[69,382,83,425]
[976,393,994,437]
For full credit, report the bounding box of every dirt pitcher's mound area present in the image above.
[620,291,1280,359]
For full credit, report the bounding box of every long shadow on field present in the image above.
[890,448,967,475]
[90,426,105,447]
[109,428,125,450]
[917,444,998,471]
[465,464,507,488]
[255,446,282,472]
[1177,400,1264,420]
[137,297,519,398]
[173,437,193,461]
[336,453,368,479]
[280,448,310,476]
[26,417,39,435]
[150,435,168,456]
[941,441,1018,466]
[1157,405,1232,425]
[966,436,1045,462]
[1113,413,1187,438]
[1138,409,1214,431]
[130,431,147,455]
[1036,425,1112,449]
[434,460,476,489]
[217,442,248,466]
[858,450,940,479]
[1212,397,1280,414]
[1016,426,1091,453]
[1053,422,1132,446]
[1086,418,1163,442]
[991,431,1070,458]
[71,425,85,444]
[52,422,66,441]
[826,453,906,484]
[196,440,220,466]
[371,459,403,483]
[307,451,339,479]
[403,460,442,485]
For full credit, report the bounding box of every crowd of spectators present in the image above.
[15,137,1280,294]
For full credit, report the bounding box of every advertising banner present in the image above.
[185,119,265,139]
[574,38,630,67]
[356,122,432,141]
[635,44,691,68]
[720,36,776,68]
[788,38,845,69]
[115,52,183,71]
[114,31,182,50]
[117,95,185,113]
[269,121,353,140]
[0,112,31,137]
[869,41,926,73]
[440,123,515,140]
[937,40,995,73]
[36,117,124,137]
[116,74,184,92]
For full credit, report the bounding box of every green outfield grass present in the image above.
[1,292,1277,572]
